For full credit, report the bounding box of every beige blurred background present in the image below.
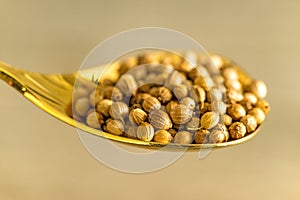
[0,0,299,199]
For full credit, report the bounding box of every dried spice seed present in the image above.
[165,101,179,114]
[248,108,265,125]
[229,122,247,139]
[170,105,193,124]
[227,103,246,120]
[96,99,113,118]
[180,97,196,110]
[129,108,148,125]
[149,110,172,130]
[200,112,219,129]
[248,80,267,99]
[69,51,269,145]
[109,102,129,120]
[255,99,270,114]
[137,122,154,142]
[190,85,206,104]
[173,84,188,100]
[153,130,173,144]
[174,131,193,144]
[106,119,124,136]
[209,129,229,143]
[142,96,161,112]
[241,115,257,133]
[194,129,210,144]
[186,117,200,131]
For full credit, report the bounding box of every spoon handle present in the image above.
[0,61,27,94]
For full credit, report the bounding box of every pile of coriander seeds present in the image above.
[70,51,270,145]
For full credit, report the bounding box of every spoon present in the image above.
[0,54,260,150]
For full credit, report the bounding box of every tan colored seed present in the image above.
[129,108,148,125]
[153,130,173,144]
[173,131,193,144]
[241,115,257,133]
[194,76,214,91]
[200,112,219,129]
[96,99,113,117]
[75,97,90,117]
[136,122,154,142]
[229,122,247,139]
[222,67,238,80]
[226,90,244,103]
[165,101,179,114]
[116,74,138,96]
[149,110,172,130]
[227,103,246,120]
[248,108,265,125]
[186,117,200,131]
[142,96,161,112]
[225,80,242,91]
[207,88,223,102]
[106,119,124,136]
[209,129,229,143]
[132,93,152,104]
[170,104,193,124]
[221,114,232,126]
[180,97,196,110]
[211,101,227,115]
[86,112,104,129]
[173,84,188,99]
[188,66,210,80]
[240,92,257,111]
[109,102,129,120]
[255,99,270,114]
[124,126,137,139]
[166,70,186,87]
[248,80,267,99]
[194,129,210,144]
[190,85,206,103]
[157,87,173,104]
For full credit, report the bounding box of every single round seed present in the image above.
[174,131,193,144]
[200,112,220,129]
[142,96,161,112]
[248,108,265,125]
[180,97,196,110]
[241,115,258,133]
[229,122,247,139]
[137,122,154,142]
[227,103,246,120]
[75,97,91,117]
[106,119,124,136]
[153,130,173,144]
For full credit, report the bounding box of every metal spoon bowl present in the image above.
[0,53,260,151]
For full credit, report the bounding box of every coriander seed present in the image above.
[200,112,219,129]
[106,119,124,136]
[149,110,172,130]
[241,115,257,133]
[153,130,173,144]
[174,131,193,144]
[129,108,148,125]
[255,99,270,114]
[194,129,210,144]
[142,96,161,112]
[170,104,193,124]
[229,122,247,139]
[248,108,265,125]
[227,103,246,120]
[137,122,154,142]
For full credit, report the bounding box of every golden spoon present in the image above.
[0,54,261,150]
